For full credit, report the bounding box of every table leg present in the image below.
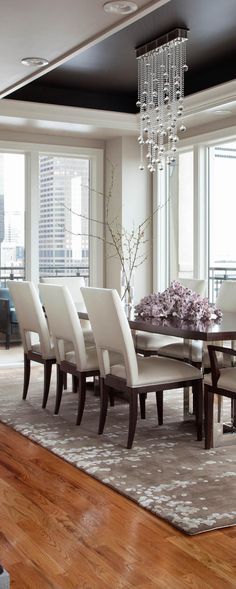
[232,398,236,427]
[183,339,195,420]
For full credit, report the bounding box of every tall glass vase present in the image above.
[121,269,134,308]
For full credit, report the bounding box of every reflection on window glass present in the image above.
[0,153,25,285]
[39,155,90,282]
[178,151,194,277]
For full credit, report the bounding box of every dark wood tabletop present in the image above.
[128,312,236,341]
[78,307,236,342]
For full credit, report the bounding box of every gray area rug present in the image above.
[0,365,236,535]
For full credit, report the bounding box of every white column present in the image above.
[25,151,39,285]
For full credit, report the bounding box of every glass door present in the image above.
[0,153,25,286]
[208,141,236,302]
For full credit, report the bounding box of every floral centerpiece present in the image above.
[135,281,222,322]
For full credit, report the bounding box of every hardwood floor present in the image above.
[0,422,235,589]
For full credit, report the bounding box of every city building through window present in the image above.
[39,154,90,281]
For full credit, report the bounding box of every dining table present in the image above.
[78,304,236,447]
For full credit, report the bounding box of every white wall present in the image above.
[104,138,123,292]
[105,136,152,302]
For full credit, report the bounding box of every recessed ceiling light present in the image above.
[103,1,138,15]
[21,57,49,67]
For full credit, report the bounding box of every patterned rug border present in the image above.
[1,416,236,537]
[0,368,236,536]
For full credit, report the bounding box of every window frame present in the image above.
[153,125,236,295]
[0,140,104,287]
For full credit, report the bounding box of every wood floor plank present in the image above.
[0,422,235,589]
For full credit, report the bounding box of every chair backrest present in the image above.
[40,276,85,308]
[178,278,206,296]
[39,283,87,370]
[216,281,236,312]
[7,280,52,357]
[81,287,138,386]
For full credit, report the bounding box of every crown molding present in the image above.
[183,80,236,118]
[0,79,236,140]
[0,99,138,132]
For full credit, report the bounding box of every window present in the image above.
[209,141,236,300]
[39,155,89,281]
[0,143,103,288]
[0,153,25,285]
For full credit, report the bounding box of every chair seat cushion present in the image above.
[204,367,236,394]
[159,341,234,370]
[134,331,178,351]
[66,347,99,371]
[65,348,123,372]
[110,355,202,387]
[31,342,56,359]
[158,340,204,363]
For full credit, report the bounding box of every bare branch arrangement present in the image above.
[63,162,168,302]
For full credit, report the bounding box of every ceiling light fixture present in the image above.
[103,1,138,15]
[136,28,188,173]
[21,57,49,67]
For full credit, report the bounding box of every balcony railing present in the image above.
[3,264,234,301]
[0,265,89,287]
[209,266,236,302]
[39,265,89,279]
[0,266,25,287]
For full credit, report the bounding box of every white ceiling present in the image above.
[0,0,169,98]
[0,0,235,143]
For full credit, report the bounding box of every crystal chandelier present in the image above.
[136,28,188,173]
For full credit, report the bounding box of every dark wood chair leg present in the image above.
[156,391,163,425]
[94,376,100,397]
[192,388,197,416]
[63,373,67,390]
[55,364,64,414]
[5,324,10,349]
[23,353,30,400]
[204,385,214,449]
[139,393,146,419]
[232,398,236,427]
[76,372,86,425]
[127,392,138,449]
[109,388,115,407]
[98,378,109,435]
[42,360,53,408]
[72,374,78,394]
[193,380,203,441]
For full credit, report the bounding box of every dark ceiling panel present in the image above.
[9,0,236,112]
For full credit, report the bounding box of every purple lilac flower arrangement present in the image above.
[135,281,223,323]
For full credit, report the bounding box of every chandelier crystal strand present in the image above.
[136,28,188,173]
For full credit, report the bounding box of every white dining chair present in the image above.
[40,276,94,344]
[214,280,236,422]
[7,280,56,408]
[204,344,236,449]
[215,280,236,313]
[39,283,117,424]
[135,278,206,363]
[81,286,203,449]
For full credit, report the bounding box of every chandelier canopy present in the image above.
[136,28,188,173]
